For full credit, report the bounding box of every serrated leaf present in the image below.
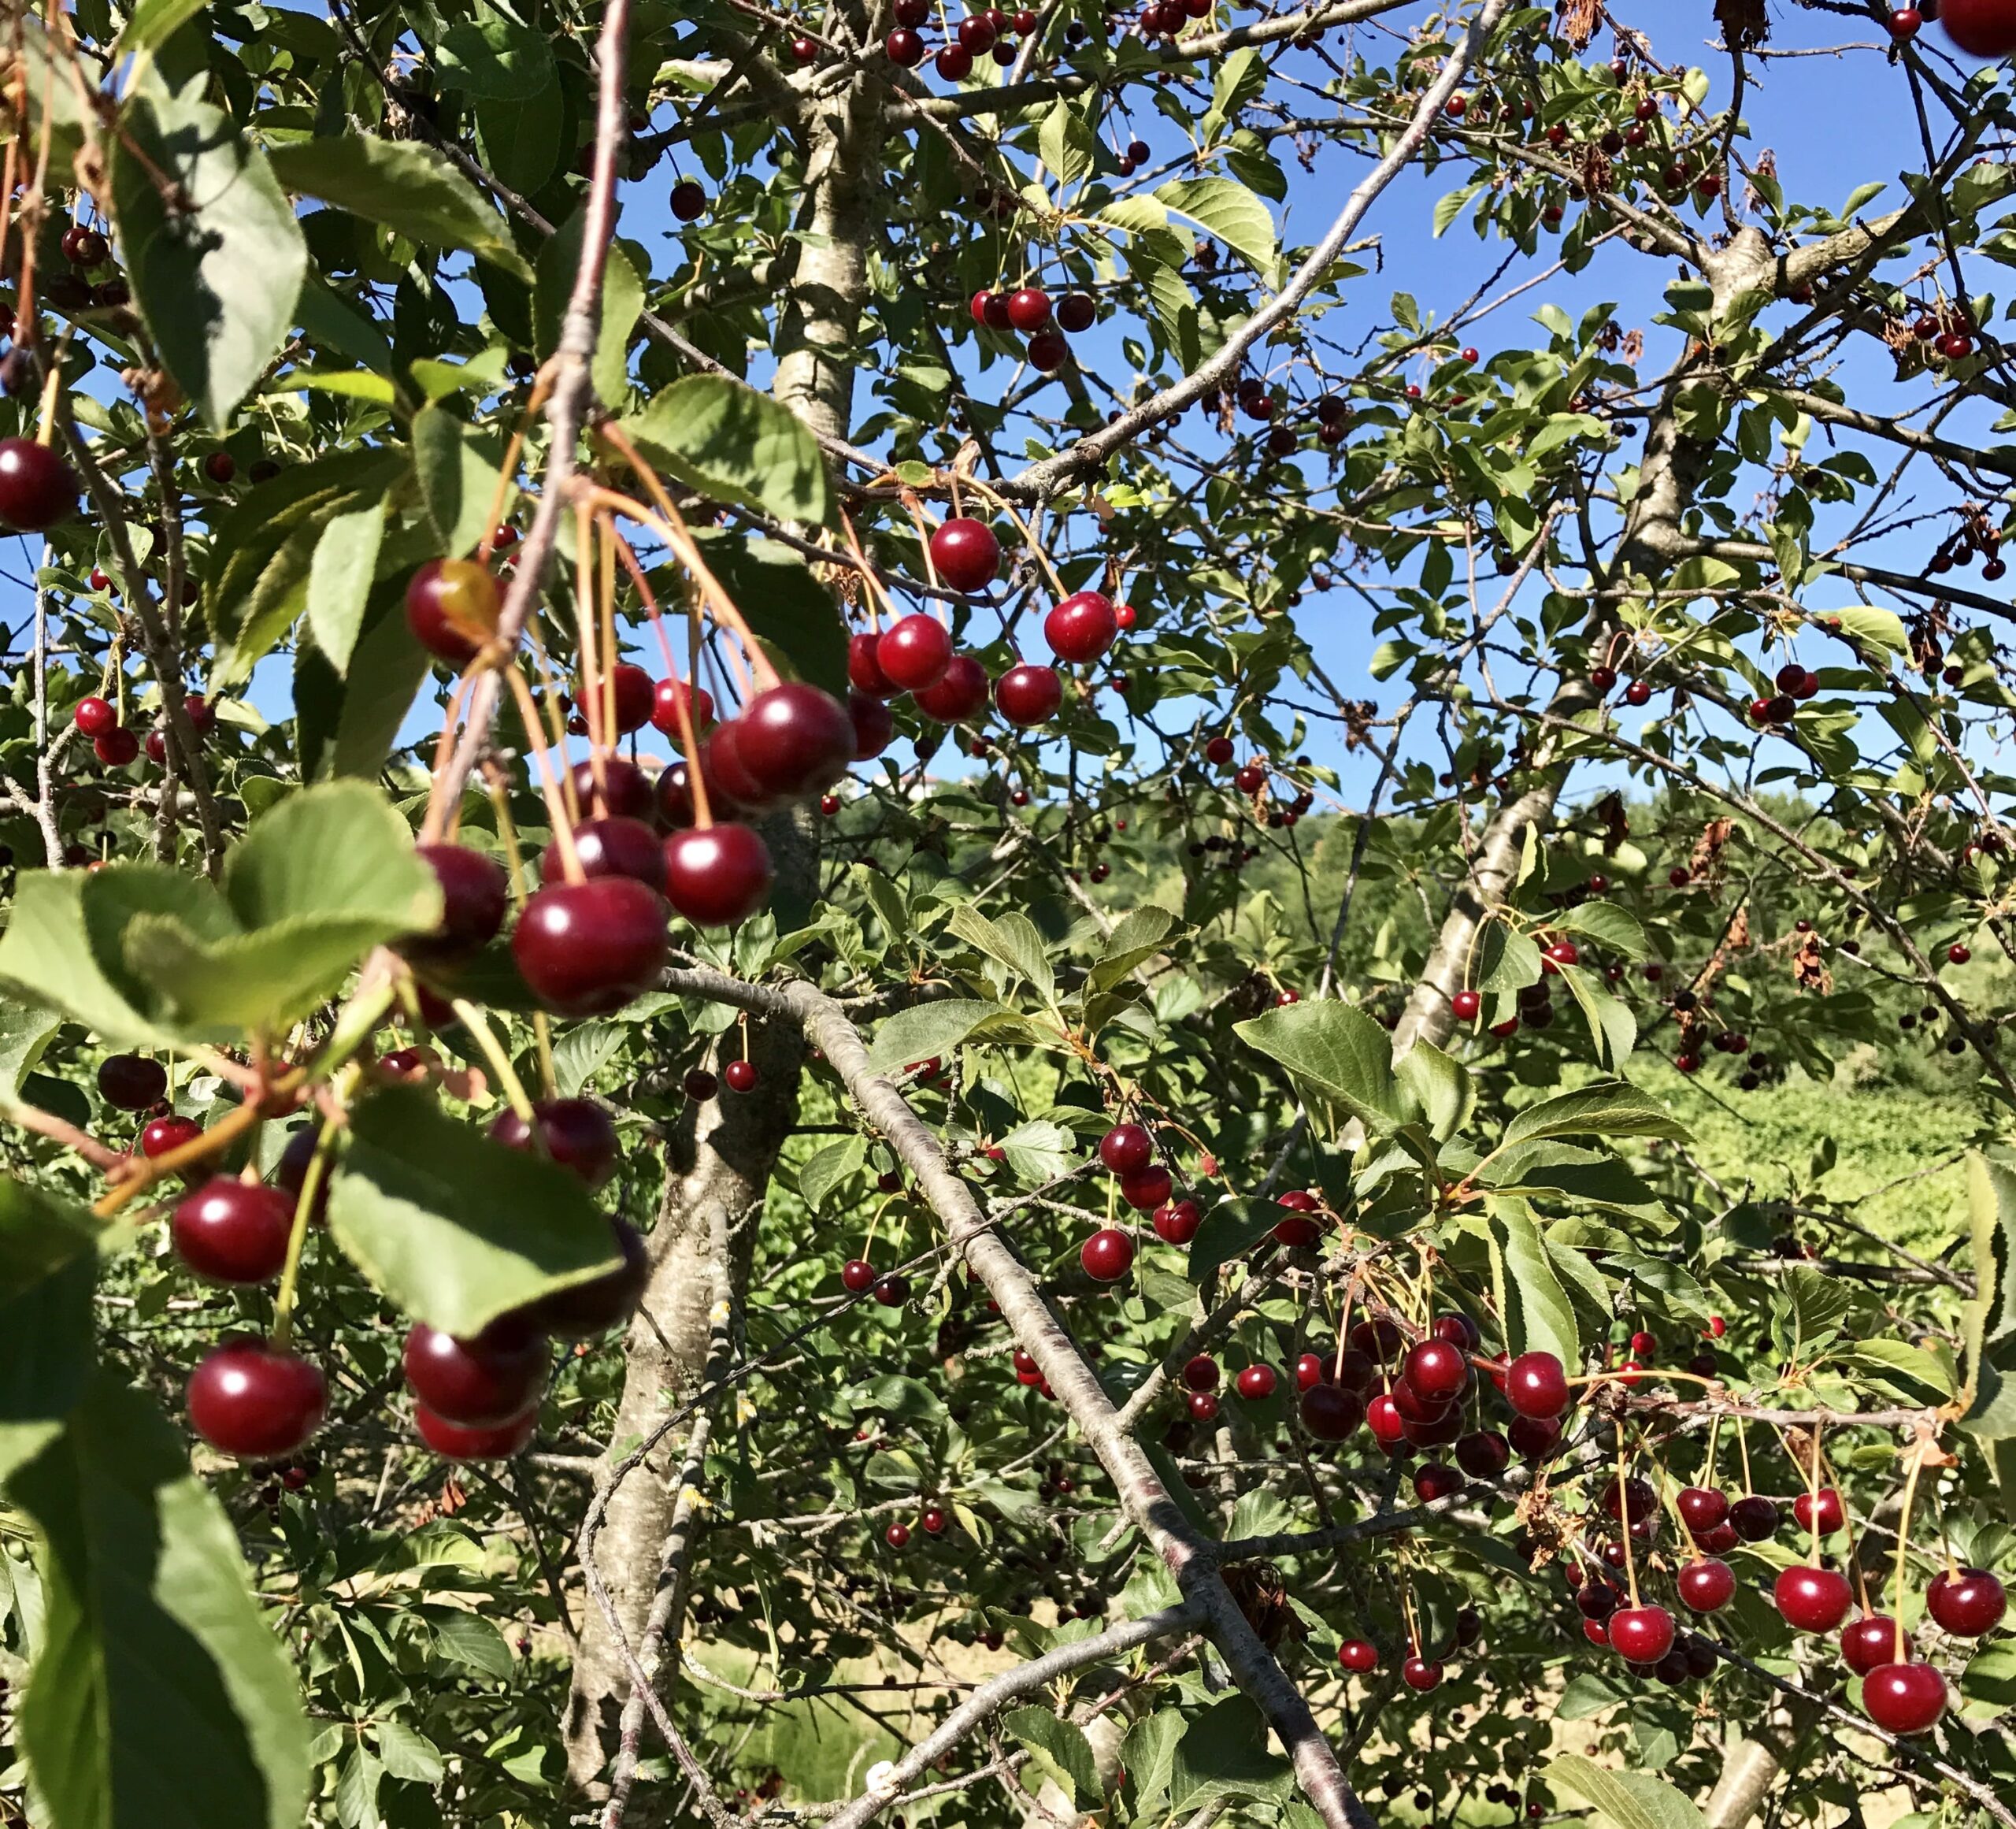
[798,1137,867,1212]
[327,1085,622,1337]
[1556,963,1636,1070]
[412,406,514,561]
[550,1020,622,1097]
[534,214,645,408]
[1544,1753,1705,1829]
[436,6,555,98]
[621,377,832,527]
[0,1181,103,1484]
[306,499,386,674]
[1169,1695,1295,1809]
[1395,1041,1473,1143]
[1492,1198,1580,1367]
[1037,102,1095,189]
[864,1000,1002,1076]
[1499,1081,1688,1150]
[1233,1001,1407,1137]
[1155,178,1276,275]
[1555,900,1648,959]
[946,907,1054,1000]
[1003,1708,1098,1804]
[1091,905,1180,992]
[267,136,528,279]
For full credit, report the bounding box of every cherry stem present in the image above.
[1807,1426,1825,1568]
[1618,1432,1640,1609]
[1891,1445,1926,1668]
[451,1000,539,1124]
[270,1104,342,1353]
[502,666,586,882]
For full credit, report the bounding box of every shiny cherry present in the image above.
[738,683,855,801]
[1080,1227,1134,1282]
[664,823,774,927]
[1400,1656,1443,1691]
[1099,1122,1154,1174]
[1841,1615,1907,1675]
[1044,591,1118,664]
[488,1097,621,1188]
[405,558,498,663]
[513,877,667,1015]
[1236,1364,1277,1400]
[878,614,954,692]
[650,676,716,736]
[570,756,656,823]
[172,1178,295,1284]
[1505,1350,1570,1418]
[1730,1494,1781,1541]
[1610,1605,1676,1665]
[187,1340,327,1458]
[414,1403,539,1460]
[1927,1566,2007,1636]
[98,1053,167,1110]
[410,844,510,959]
[930,518,1001,592]
[1677,1486,1729,1535]
[0,437,80,531]
[141,1114,202,1158]
[1119,1163,1173,1211]
[403,1319,549,1426]
[1862,1662,1946,1736]
[1775,1564,1854,1633]
[544,817,663,889]
[1402,1337,1470,1404]
[1677,1558,1736,1613]
[915,654,991,722]
[1793,1486,1846,1535]
[1338,1639,1378,1673]
[849,691,895,760]
[995,662,1063,726]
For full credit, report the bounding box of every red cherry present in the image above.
[1347,1317,1401,1363]
[1400,1656,1443,1692]
[650,676,716,735]
[1181,1354,1219,1392]
[570,756,657,824]
[1454,1430,1509,1478]
[1941,0,2016,57]
[404,1320,549,1426]
[584,662,654,736]
[1927,1567,2007,1636]
[930,518,1001,592]
[1338,1638,1377,1673]
[488,1097,621,1188]
[1731,1494,1781,1541]
[94,726,139,766]
[1677,1486,1729,1535]
[405,558,499,663]
[1152,1199,1201,1244]
[1413,1461,1463,1504]
[1236,1364,1277,1400]
[521,1215,649,1335]
[98,1053,166,1110]
[885,1521,913,1548]
[842,1259,877,1293]
[1026,332,1069,373]
[1947,942,1973,965]
[1188,1389,1219,1422]
[1793,1486,1846,1536]
[1044,591,1118,664]
[1610,1605,1676,1666]
[914,654,991,722]
[513,877,667,1014]
[878,614,954,692]
[0,437,80,531]
[1204,735,1235,765]
[543,818,663,889]
[737,683,854,801]
[1862,1663,1947,1736]
[1099,1122,1154,1174]
[141,1114,202,1158]
[969,290,1013,332]
[1118,1163,1173,1211]
[1451,989,1481,1020]
[995,662,1063,726]
[1775,1565,1854,1634]
[1301,1383,1365,1441]
[724,1059,758,1093]
[1273,1189,1322,1247]
[1504,1350,1570,1418]
[1402,1338,1470,1404]
[921,1505,948,1535]
[74,696,117,737]
[936,42,973,77]
[1057,292,1096,332]
[1841,1616,1906,1675]
[415,1402,539,1459]
[848,690,895,761]
[1365,1392,1404,1449]
[187,1340,326,1458]
[1114,602,1136,629]
[1507,1415,1560,1461]
[1080,1227,1134,1282]
[1677,1558,1736,1613]
[172,1178,295,1283]
[669,180,706,221]
[663,823,774,927]
[1005,288,1051,332]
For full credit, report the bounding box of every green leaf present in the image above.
[1037,102,1096,189]
[1476,922,1544,994]
[1555,900,1648,959]
[864,1000,1002,1076]
[1090,906,1180,992]
[300,582,432,781]
[412,406,514,560]
[111,70,307,429]
[1168,1695,1295,1809]
[945,907,1054,1000]
[1492,1199,1580,1367]
[1821,604,1907,656]
[1555,963,1636,1072]
[535,213,645,408]
[0,872,177,1048]
[1555,1673,1629,1720]
[9,1374,311,1829]
[1003,1707,1098,1804]
[1233,1001,1406,1137]
[0,1180,103,1483]
[417,1605,513,1677]
[1186,1199,1280,1282]
[266,137,529,280]
[1395,1041,1473,1143]
[306,499,386,673]
[0,999,62,1104]
[437,6,556,98]
[1500,1081,1689,1151]
[119,0,211,54]
[372,1721,443,1785]
[685,533,849,699]
[1154,178,1277,276]
[1845,1339,1955,1402]
[799,1137,868,1212]
[996,1121,1077,1183]
[621,377,832,527]
[327,1084,624,1337]
[1543,1754,1705,1829]
[1966,1154,2016,1415]
[1120,1711,1184,1813]
[550,1020,623,1098]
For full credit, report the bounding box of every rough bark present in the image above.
[564,45,884,1797]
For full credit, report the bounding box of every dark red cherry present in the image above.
[650,676,716,736]
[885,26,925,63]
[1400,1656,1443,1692]
[663,823,774,927]
[930,518,1001,592]
[1504,1350,1569,1417]
[849,632,899,698]
[1118,1163,1173,1211]
[172,1178,295,1284]
[512,877,668,1015]
[569,756,655,823]
[98,1053,167,1110]
[1347,1317,1402,1363]
[1338,1638,1377,1673]
[544,817,663,889]
[1152,1199,1202,1244]
[1610,1605,1675,1666]
[1005,287,1051,332]
[1730,1495,1781,1541]
[669,180,707,221]
[585,662,654,736]
[724,1059,758,1093]
[1432,1312,1480,1350]
[914,654,991,722]
[414,1402,539,1460]
[1080,1226,1134,1282]
[1577,1583,1621,1621]
[1841,1615,1905,1675]
[1862,1662,1946,1736]
[842,1258,877,1293]
[1677,1486,1729,1535]
[141,1114,202,1158]
[403,845,510,965]
[1677,1558,1735,1613]
[738,683,855,800]
[1057,291,1096,332]
[969,289,1013,331]
[1454,1430,1510,1478]
[1927,1567,2007,1637]
[1300,1383,1365,1441]
[74,696,117,736]
[403,1320,549,1426]
[654,759,699,829]
[1793,1486,1846,1536]
[521,1215,650,1335]
[701,722,776,814]
[1600,1475,1658,1524]
[0,437,80,531]
[1775,1565,1854,1633]
[1044,591,1118,664]
[1181,1353,1219,1392]
[1099,1122,1154,1174]
[1413,1462,1463,1504]
[488,1097,621,1187]
[848,690,895,761]
[187,1341,326,1458]
[995,662,1062,726]
[1236,1363,1277,1400]
[878,614,954,692]
[95,726,139,766]
[405,558,498,663]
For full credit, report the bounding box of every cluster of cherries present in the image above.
[967,284,1099,373]
[1891,3,2016,66]
[884,0,1039,76]
[70,688,215,770]
[1746,662,1824,728]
